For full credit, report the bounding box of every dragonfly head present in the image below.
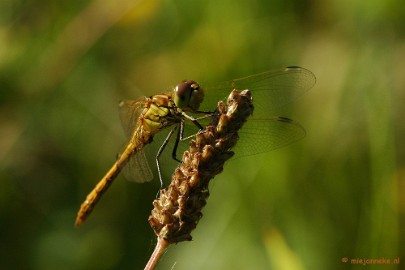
[174,80,204,111]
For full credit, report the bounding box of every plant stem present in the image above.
[144,237,169,270]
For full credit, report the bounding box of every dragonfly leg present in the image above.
[156,126,178,189]
[193,112,217,120]
[194,110,214,114]
[170,112,218,167]
[171,120,183,163]
[181,112,204,130]
[180,112,218,141]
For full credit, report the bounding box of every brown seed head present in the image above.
[148,89,253,243]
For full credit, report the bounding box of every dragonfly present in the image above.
[75,66,316,226]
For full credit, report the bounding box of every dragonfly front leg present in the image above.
[179,111,216,140]
[181,112,204,131]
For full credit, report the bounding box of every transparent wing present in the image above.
[118,98,147,138]
[121,148,154,183]
[150,117,305,172]
[118,98,154,183]
[234,117,306,157]
[200,66,316,116]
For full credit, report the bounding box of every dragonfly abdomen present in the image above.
[75,141,139,226]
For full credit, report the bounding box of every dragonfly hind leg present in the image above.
[171,122,183,163]
[156,126,178,189]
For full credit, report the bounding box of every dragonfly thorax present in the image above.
[173,80,204,112]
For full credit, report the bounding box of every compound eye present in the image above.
[175,82,188,103]
[174,80,201,110]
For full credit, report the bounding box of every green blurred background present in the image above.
[0,0,404,269]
